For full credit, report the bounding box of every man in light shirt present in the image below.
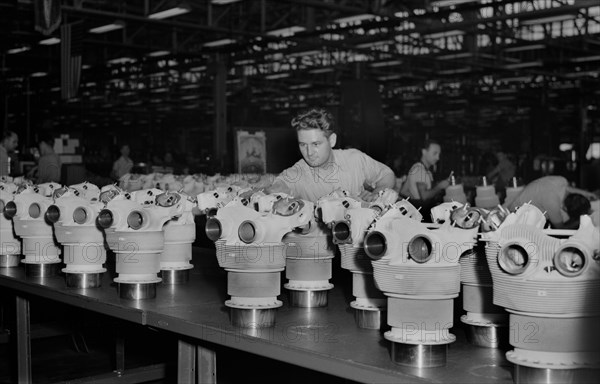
[111,144,134,180]
[400,139,451,217]
[0,131,18,177]
[269,107,395,202]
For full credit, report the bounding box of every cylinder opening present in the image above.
[99,189,119,204]
[157,192,180,207]
[332,221,351,243]
[205,217,223,241]
[295,219,312,235]
[4,201,17,219]
[127,211,144,230]
[45,205,61,223]
[206,207,218,217]
[364,231,387,260]
[408,236,433,263]
[499,243,529,275]
[73,207,88,225]
[554,246,586,277]
[96,209,114,229]
[238,220,257,244]
[52,187,68,199]
[28,203,42,219]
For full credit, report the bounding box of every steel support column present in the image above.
[213,53,228,172]
[16,295,31,384]
[178,340,196,384]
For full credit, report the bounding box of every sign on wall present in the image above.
[236,130,267,174]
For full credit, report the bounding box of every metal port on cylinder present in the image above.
[391,343,447,368]
[287,289,329,308]
[238,220,257,244]
[118,282,157,300]
[498,243,530,275]
[205,217,222,242]
[0,254,21,268]
[25,263,61,278]
[230,307,277,328]
[514,365,598,384]
[332,221,351,244]
[408,235,434,263]
[65,272,102,289]
[464,324,507,349]
[354,308,386,330]
[160,269,190,285]
[364,231,387,260]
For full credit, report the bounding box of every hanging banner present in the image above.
[34,0,62,35]
[61,22,83,100]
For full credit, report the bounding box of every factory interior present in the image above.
[1,0,600,383]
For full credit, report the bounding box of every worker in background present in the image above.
[400,139,452,218]
[0,130,18,177]
[268,107,396,202]
[562,193,592,229]
[111,144,134,180]
[28,133,61,183]
[487,150,516,199]
[504,175,598,229]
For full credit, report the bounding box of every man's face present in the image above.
[422,143,441,166]
[4,134,18,151]
[297,129,336,168]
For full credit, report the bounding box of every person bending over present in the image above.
[505,175,598,229]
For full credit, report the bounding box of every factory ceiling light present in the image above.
[333,14,377,25]
[203,38,236,47]
[7,46,30,54]
[503,44,545,53]
[432,0,481,7]
[570,55,600,63]
[89,20,125,34]
[503,61,543,69]
[266,26,306,37]
[147,50,171,57]
[148,3,192,20]
[39,37,60,45]
[211,0,243,5]
[520,14,576,26]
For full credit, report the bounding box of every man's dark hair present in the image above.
[2,130,17,141]
[38,132,55,146]
[564,193,591,219]
[291,107,336,138]
[422,139,440,151]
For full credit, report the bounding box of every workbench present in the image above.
[0,247,514,384]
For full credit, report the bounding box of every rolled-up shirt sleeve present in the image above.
[357,151,395,189]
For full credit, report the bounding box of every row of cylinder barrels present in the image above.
[203,186,600,379]
[0,181,197,293]
[2,180,598,378]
